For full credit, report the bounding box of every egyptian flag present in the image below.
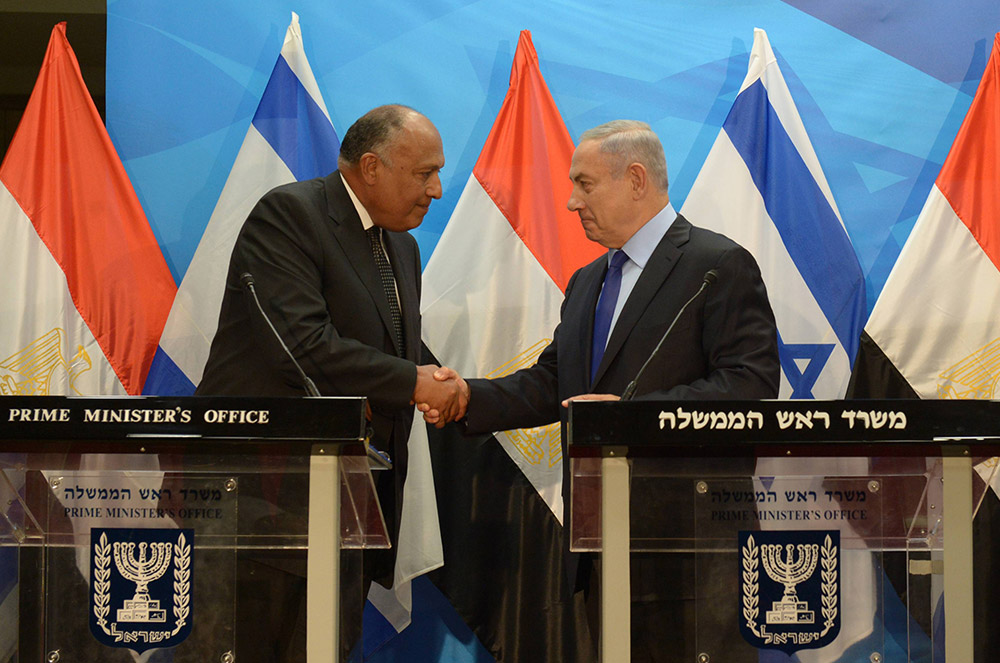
[0,23,175,398]
[0,24,176,654]
[420,30,601,661]
[847,33,1000,663]
[848,34,1000,400]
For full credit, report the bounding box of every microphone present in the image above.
[240,272,394,470]
[620,269,719,401]
[240,272,321,397]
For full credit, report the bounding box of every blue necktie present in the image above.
[591,249,629,384]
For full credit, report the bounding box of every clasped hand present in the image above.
[413,365,469,428]
[413,366,621,428]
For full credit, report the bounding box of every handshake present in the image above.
[413,365,469,427]
[411,364,621,428]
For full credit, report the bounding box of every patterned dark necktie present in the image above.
[366,226,406,357]
[591,249,629,384]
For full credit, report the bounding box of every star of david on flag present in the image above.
[681,28,866,400]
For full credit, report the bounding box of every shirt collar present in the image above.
[615,201,677,268]
[340,172,375,231]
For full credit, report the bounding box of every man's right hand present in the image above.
[413,364,469,427]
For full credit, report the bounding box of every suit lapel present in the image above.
[324,173,400,352]
[592,215,692,387]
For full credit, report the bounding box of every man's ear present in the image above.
[358,152,380,185]
[627,162,648,200]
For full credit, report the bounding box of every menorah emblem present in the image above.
[113,541,173,622]
[761,542,819,624]
[739,531,839,653]
[92,528,195,652]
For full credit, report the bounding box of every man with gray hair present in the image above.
[428,117,777,421]
[426,119,779,660]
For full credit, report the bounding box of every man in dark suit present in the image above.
[425,120,779,661]
[427,119,777,421]
[200,103,464,453]
[197,104,465,661]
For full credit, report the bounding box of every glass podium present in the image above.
[0,396,386,663]
[568,399,996,662]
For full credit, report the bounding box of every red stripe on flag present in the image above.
[472,30,604,292]
[0,23,176,394]
[937,33,1000,271]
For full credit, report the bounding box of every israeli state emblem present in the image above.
[90,528,194,652]
[739,530,839,653]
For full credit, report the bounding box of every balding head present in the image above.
[339,105,445,232]
[338,104,422,168]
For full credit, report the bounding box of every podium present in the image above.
[0,396,386,662]
[568,399,998,662]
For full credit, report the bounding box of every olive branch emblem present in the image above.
[742,534,761,637]
[741,533,839,643]
[93,532,112,634]
[819,534,837,636]
[172,532,191,635]
[91,530,192,641]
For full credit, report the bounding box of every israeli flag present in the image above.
[681,28,866,399]
[683,29,877,663]
[147,12,340,395]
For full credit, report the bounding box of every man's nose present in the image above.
[427,172,443,199]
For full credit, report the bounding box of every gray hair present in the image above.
[579,120,669,191]
[337,104,419,168]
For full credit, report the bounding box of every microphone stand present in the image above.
[240,272,391,469]
[620,270,717,401]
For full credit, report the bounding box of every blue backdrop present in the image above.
[101,3,999,659]
[105,0,1000,316]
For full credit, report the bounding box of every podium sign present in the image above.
[0,396,383,663]
[568,399,996,663]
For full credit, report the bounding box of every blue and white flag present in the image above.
[148,12,340,395]
[682,29,875,663]
[681,28,866,400]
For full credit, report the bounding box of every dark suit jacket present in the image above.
[462,214,778,659]
[197,171,421,540]
[465,213,779,433]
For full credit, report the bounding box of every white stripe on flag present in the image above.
[159,128,294,385]
[0,183,126,396]
[682,135,852,398]
[422,175,567,521]
[866,186,1000,398]
[742,31,843,227]
[158,12,336,389]
[280,12,331,122]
